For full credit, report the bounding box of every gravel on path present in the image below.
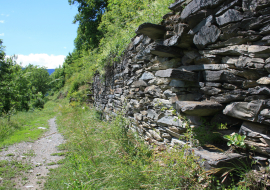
[0,117,65,189]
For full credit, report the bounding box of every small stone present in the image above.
[38,127,47,130]
[161,133,172,140]
[140,72,155,81]
[149,130,163,141]
[257,77,270,85]
[25,185,34,188]
[132,80,148,87]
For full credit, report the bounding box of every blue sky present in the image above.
[0,0,79,68]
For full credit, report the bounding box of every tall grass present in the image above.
[44,104,213,189]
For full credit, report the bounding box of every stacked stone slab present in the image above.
[91,0,270,166]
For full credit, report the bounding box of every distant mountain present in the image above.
[47,69,55,75]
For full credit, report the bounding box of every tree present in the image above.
[0,40,52,117]
[23,64,51,97]
[69,0,108,51]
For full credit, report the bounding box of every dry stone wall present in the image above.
[91,0,270,170]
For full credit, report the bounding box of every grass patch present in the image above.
[50,152,66,156]
[44,104,213,189]
[6,153,15,157]
[0,159,32,189]
[57,159,65,165]
[22,149,36,157]
[47,162,57,166]
[0,100,61,148]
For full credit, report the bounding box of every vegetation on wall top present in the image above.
[50,0,174,100]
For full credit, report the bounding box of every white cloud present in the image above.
[1,14,9,17]
[64,47,67,49]
[14,54,66,69]
[0,33,4,36]
[0,20,4,23]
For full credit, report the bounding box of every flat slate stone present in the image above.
[223,100,265,122]
[215,0,240,16]
[157,116,184,128]
[189,15,213,35]
[140,72,155,81]
[180,0,224,20]
[210,92,246,103]
[248,86,270,95]
[201,45,248,56]
[190,148,246,170]
[243,0,270,11]
[179,64,229,71]
[257,77,270,85]
[147,109,159,120]
[135,23,166,40]
[239,121,270,139]
[193,25,221,49]
[132,80,148,87]
[208,36,249,49]
[203,70,223,82]
[150,44,183,57]
[155,69,198,81]
[216,9,243,26]
[176,101,223,116]
[245,140,270,156]
[169,79,186,87]
[200,86,221,95]
[164,24,194,48]
[186,9,214,28]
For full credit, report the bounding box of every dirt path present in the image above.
[0,117,65,189]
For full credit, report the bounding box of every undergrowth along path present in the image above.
[0,117,65,189]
